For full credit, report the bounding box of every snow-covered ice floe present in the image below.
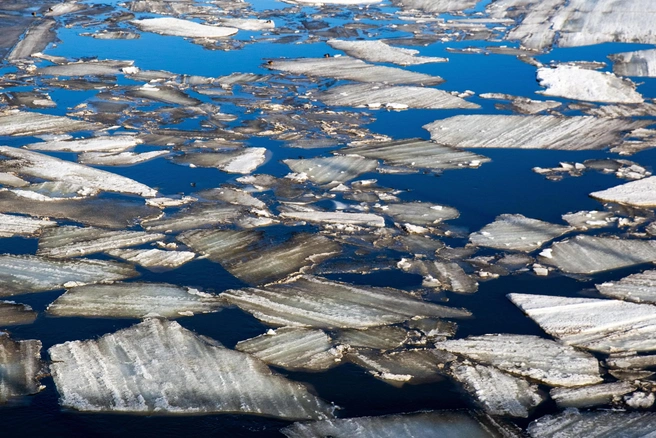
[470,214,572,252]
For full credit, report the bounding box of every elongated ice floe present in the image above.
[280,211,385,228]
[392,0,478,13]
[79,150,169,166]
[284,156,378,184]
[327,40,447,65]
[222,275,470,329]
[0,147,157,197]
[435,334,602,387]
[132,17,238,38]
[0,254,137,297]
[37,60,135,77]
[0,302,37,326]
[596,270,656,304]
[550,382,636,408]
[0,213,55,237]
[590,176,656,207]
[538,235,656,274]
[107,248,195,271]
[423,115,650,150]
[37,226,164,259]
[318,83,479,110]
[0,110,97,136]
[611,48,656,77]
[0,334,44,403]
[24,135,140,153]
[470,214,572,252]
[344,138,490,171]
[508,293,656,353]
[141,204,243,232]
[536,66,643,104]
[7,19,56,62]
[286,0,381,5]
[47,282,224,318]
[268,57,443,86]
[527,408,656,438]
[398,258,478,293]
[334,326,410,350]
[377,202,459,225]
[218,18,275,31]
[48,319,333,418]
[236,328,343,372]
[173,148,267,174]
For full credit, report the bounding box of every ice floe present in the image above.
[527,408,656,437]
[590,176,656,207]
[284,156,378,184]
[280,211,385,228]
[106,248,195,271]
[0,302,37,326]
[132,17,238,38]
[377,202,459,225]
[327,40,447,65]
[398,258,478,293]
[334,326,411,350]
[550,382,636,408]
[141,205,243,232]
[611,48,656,77]
[470,214,572,252]
[0,213,55,237]
[0,110,97,137]
[174,148,267,174]
[24,135,140,153]
[0,334,44,403]
[596,270,656,304]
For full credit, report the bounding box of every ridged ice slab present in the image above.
[509,293,656,353]
[392,0,478,13]
[132,17,238,38]
[539,235,656,274]
[597,270,656,304]
[48,319,333,418]
[37,60,135,77]
[470,214,572,252]
[223,275,470,329]
[0,301,37,326]
[24,135,140,153]
[284,156,378,184]
[424,115,650,150]
[528,408,656,438]
[590,176,656,207]
[0,334,44,403]
[47,282,224,319]
[141,205,243,232]
[0,110,97,136]
[550,382,636,408]
[327,40,447,65]
[611,49,656,77]
[279,211,385,228]
[435,334,602,387]
[0,213,56,237]
[334,326,410,350]
[107,248,195,271]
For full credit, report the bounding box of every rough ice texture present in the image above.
[539,235,656,274]
[141,205,243,232]
[24,135,140,153]
[48,319,333,418]
[79,150,169,166]
[0,147,157,197]
[590,176,656,207]
[436,334,602,387]
[561,210,615,230]
[327,40,447,65]
[611,49,656,77]
[282,411,500,438]
[527,408,656,438]
[0,302,37,326]
[318,84,479,110]
[0,213,55,237]
[550,382,636,408]
[37,226,164,259]
[107,248,195,271]
[132,17,238,38]
[0,110,97,136]
[596,270,656,304]
[344,138,489,171]
[334,326,410,350]
[469,214,572,252]
[509,293,656,353]
[280,211,385,228]
[377,202,459,225]
[398,259,478,293]
[450,363,545,418]
[391,0,478,13]
[222,275,470,329]
[0,254,137,297]
[236,328,342,372]
[424,115,650,150]
[47,282,224,319]
[0,334,44,403]
[536,66,643,104]
[174,149,267,174]
[269,57,443,86]
[284,156,378,184]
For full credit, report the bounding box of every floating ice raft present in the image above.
[106,248,195,271]
[132,17,238,38]
[0,110,97,137]
[0,334,44,403]
[279,211,385,228]
[611,48,656,77]
[24,135,140,153]
[590,176,656,207]
[0,302,36,327]
[596,270,656,304]
[0,213,55,237]
[284,156,378,184]
[327,40,447,65]
[469,214,572,252]
[48,319,333,418]
[527,408,656,438]
[550,382,636,408]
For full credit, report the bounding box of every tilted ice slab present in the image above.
[37,60,135,77]
[597,270,656,304]
[0,254,137,297]
[424,115,650,150]
[37,226,164,259]
[536,66,643,104]
[222,275,470,329]
[107,248,195,271]
[78,150,169,166]
[48,319,333,418]
[279,211,385,228]
[561,210,615,230]
[174,148,267,174]
[318,84,479,110]
[236,328,343,372]
[0,147,157,197]
[327,40,447,66]
[268,57,443,86]
[344,138,489,171]
[590,176,656,207]
[539,235,656,274]
[24,135,140,153]
[0,110,97,137]
[0,302,37,326]
[47,282,224,319]
[0,334,44,403]
[450,363,545,418]
[132,17,238,38]
[611,49,656,77]
[334,326,410,350]
[0,213,55,237]
[435,334,602,387]
[282,411,501,438]
[391,0,478,13]
[284,156,378,184]
[377,202,459,225]
[508,293,656,353]
[469,214,572,252]
[398,259,478,293]
[527,408,656,438]
[7,19,56,62]
[550,382,636,408]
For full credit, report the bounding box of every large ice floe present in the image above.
[0,110,97,136]
[326,40,447,65]
[469,214,572,252]
[527,408,656,437]
[49,319,334,418]
[596,269,656,304]
[284,156,379,184]
[0,334,44,403]
[132,17,238,38]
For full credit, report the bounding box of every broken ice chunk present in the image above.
[48,319,333,418]
[590,176,656,207]
[0,334,44,403]
[0,109,98,137]
[279,211,385,228]
[398,258,478,293]
[218,18,274,31]
[37,60,136,77]
[141,205,243,232]
[222,275,470,329]
[469,214,572,252]
[562,210,616,230]
[596,270,656,304]
[391,0,478,13]
[377,202,459,225]
[196,187,265,209]
[24,135,140,153]
[47,282,224,319]
[527,408,656,438]
[611,48,656,77]
[550,382,636,408]
[0,302,37,326]
[284,156,378,184]
[78,150,169,166]
[333,326,411,350]
[173,148,267,174]
[236,328,342,372]
[327,40,447,65]
[132,17,238,38]
[0,213,55,237]
[106,248,195,271]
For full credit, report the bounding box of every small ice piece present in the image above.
[37,226,164,259]
[327,40,447,66]
[173,148,266,174]
[562,210,616,230]
[470,214,572,252]
[37,60,136,77]
[0,213,55,237]
[625,392,656,409]
[398,258,478,293]
[132,17,238,38]
[333,326,410,350]
[0,301,37,326]
[47,282,224,319]
[48,319,333,418]
[222,275,470,329]
[591,176,656,207]
[141,205,243,233]
[611,48,656,77]
[539,235,656,274]
[597,269,656,304]
[509,293,656,353]
[528,409,656,438]
[106,248,195,271]
[24,135,140,153]
[435,334,602,387]
[550,382,636,408]
[450,362,545,418]
[0,254,137,297]
[284,156,378,184]
[536,66,643,104]
[236,328,342,372]
[280,211,385,228]
[0,334,44,403]
[0,109,97,137]
[377,202,459,225]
